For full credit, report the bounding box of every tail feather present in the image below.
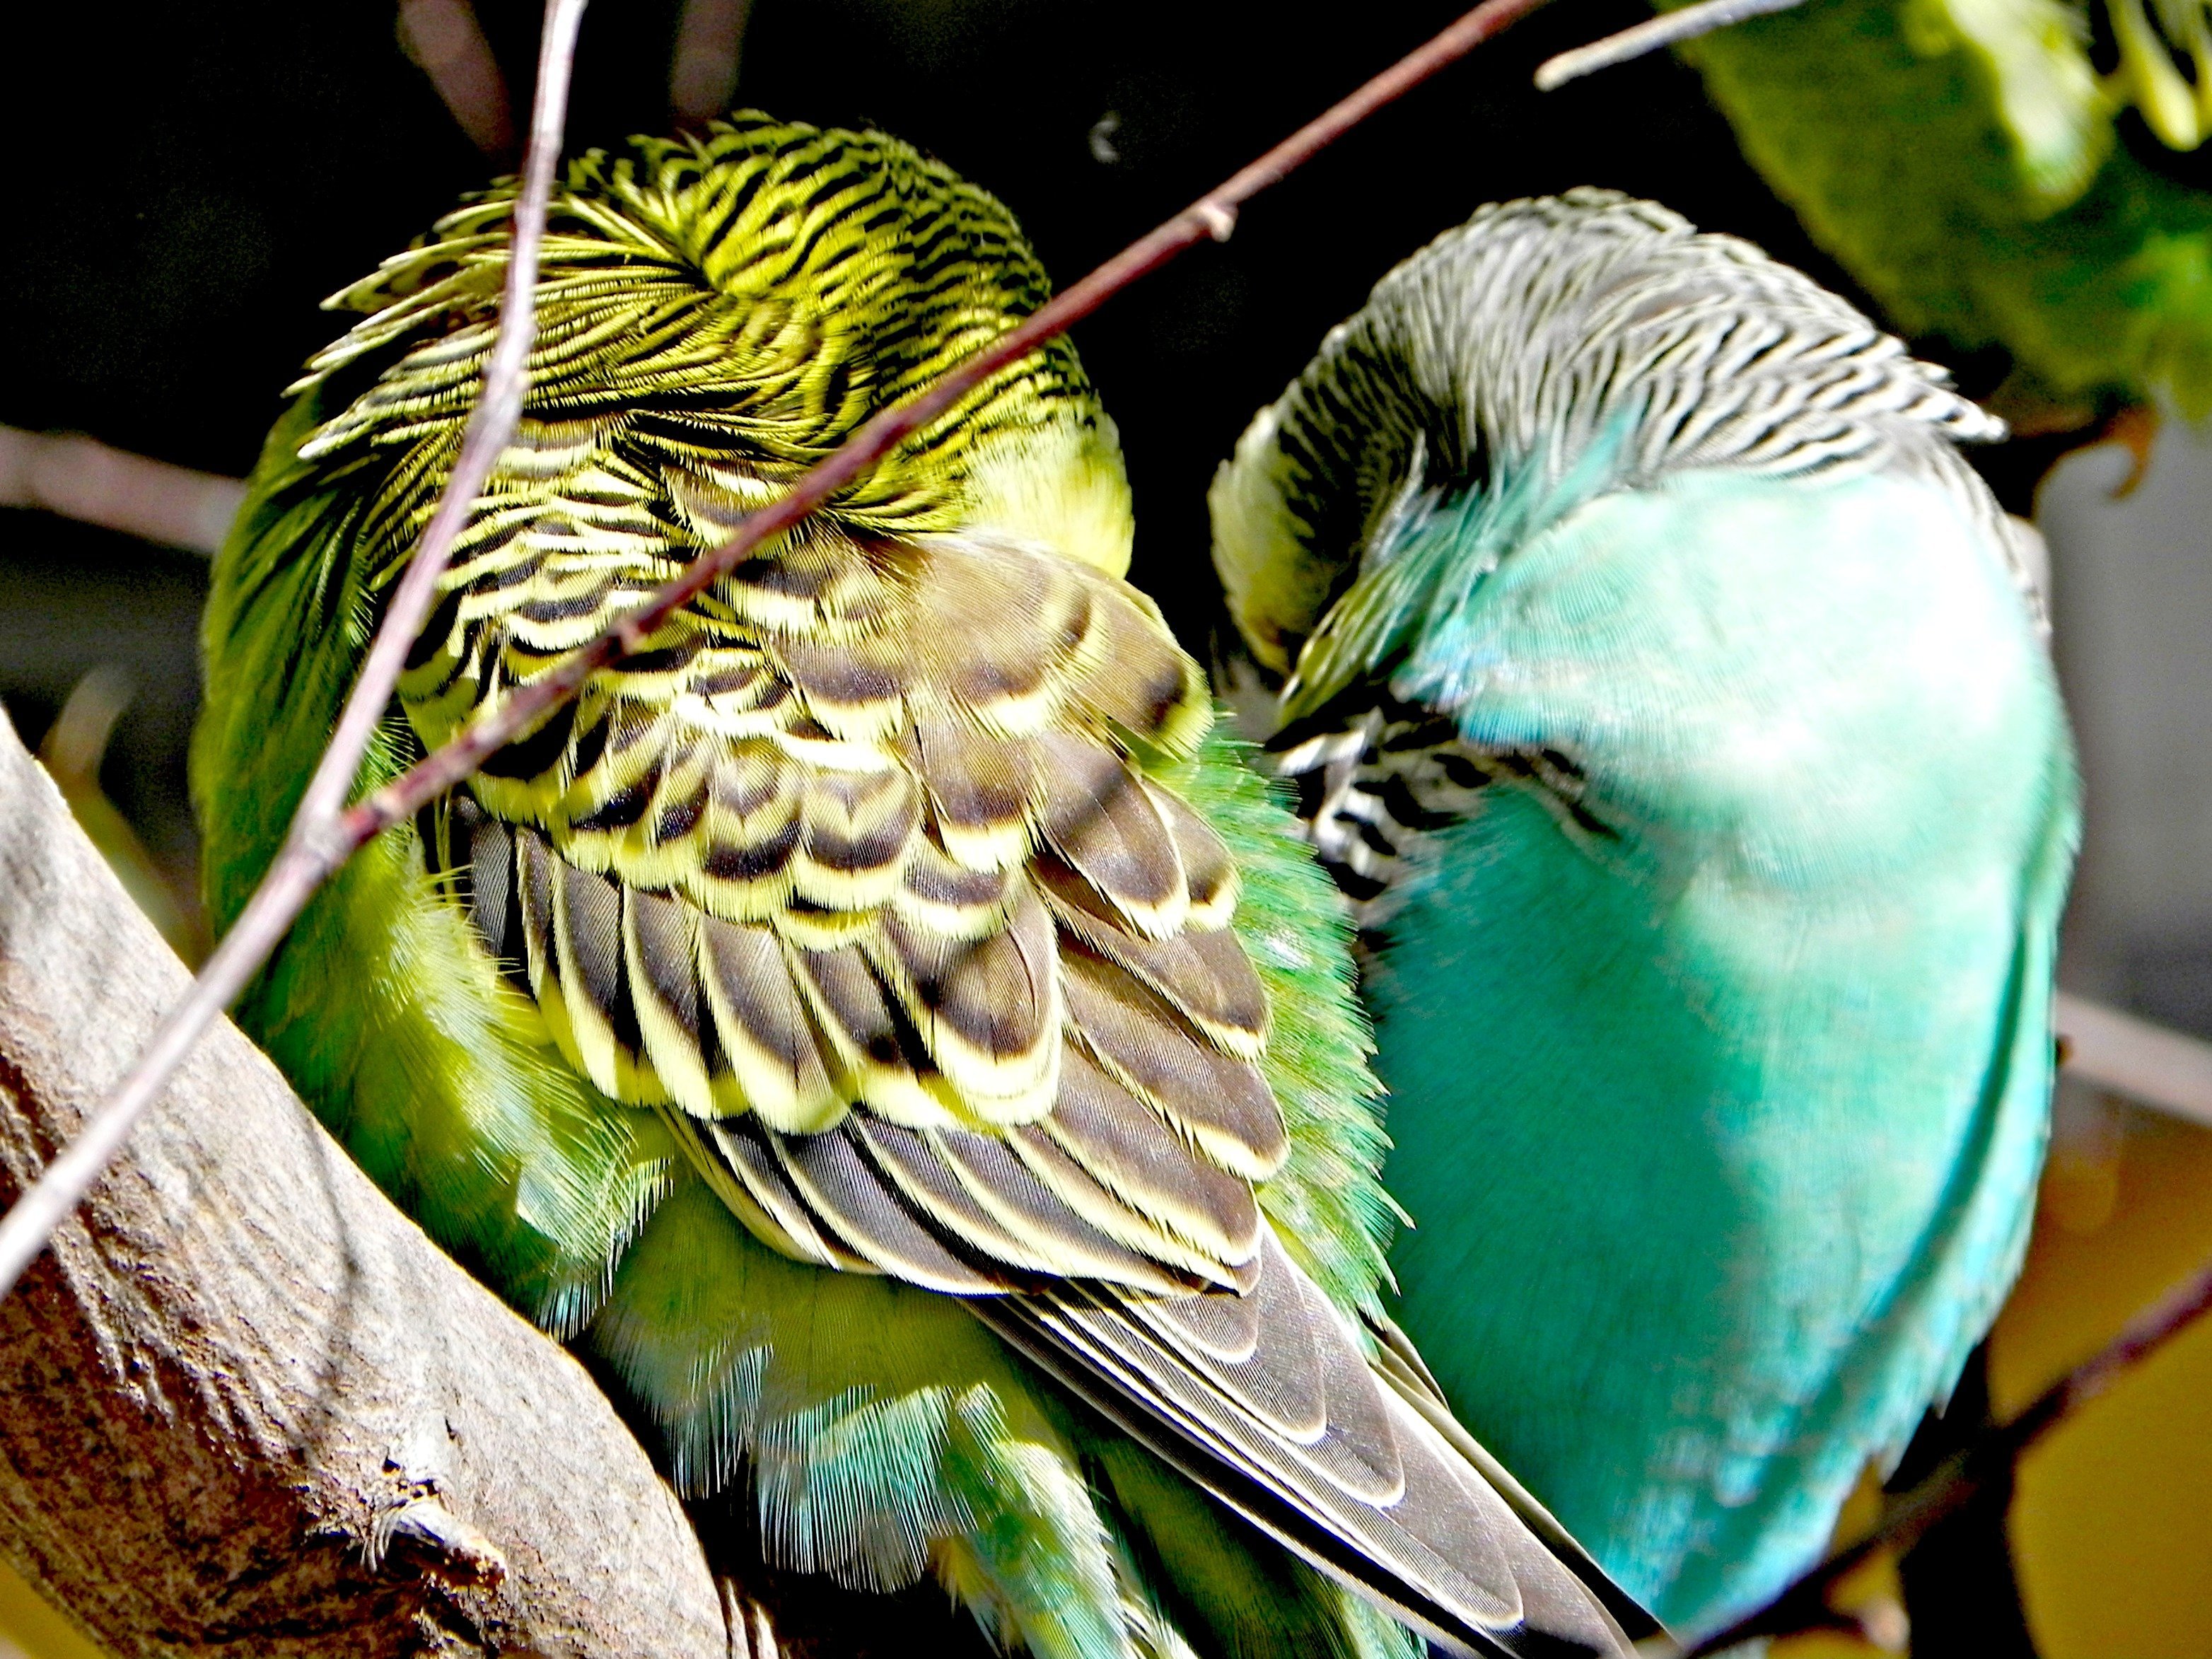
[972,1231,1659,1658]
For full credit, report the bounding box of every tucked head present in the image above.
[295,111,1135,581]
[1209,187,2010,693]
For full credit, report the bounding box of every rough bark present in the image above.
[0,709,728,1658]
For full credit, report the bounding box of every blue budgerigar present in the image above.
[1209,190,2080,1631]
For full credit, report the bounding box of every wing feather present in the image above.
[625,883,714,1113]
[765,1121,1002,1294]
[922,1124,1183,1288]
[697,913,842,1126]
[873,885,1059,1113]
[1060,950,1286,1181]
[913,718,1043,871]
[392,330,1643,1658]
[1035,730,1190,939]
[1035,1043,1262,1264]
[692,1115,867,1272]
[786,940,956,1129]
[973,1233,1646,1655]
[1001,1116,1252,1287]
[849,1117,1178,1291]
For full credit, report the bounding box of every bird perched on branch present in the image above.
[1209,190,2080,1633]
[192,116,1651,1659]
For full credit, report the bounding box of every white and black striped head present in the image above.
[1209,188,2006,688]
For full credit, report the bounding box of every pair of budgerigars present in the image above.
[192,112,2078,1656]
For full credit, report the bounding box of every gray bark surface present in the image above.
[0,709,728,1658]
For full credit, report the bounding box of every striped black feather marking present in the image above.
[1212,188,2033,685]
[1262,689,1625,931]
[1218,192,2028,930]
[767,1123,1001,1295]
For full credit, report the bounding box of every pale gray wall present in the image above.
[2044,427,2212,1038]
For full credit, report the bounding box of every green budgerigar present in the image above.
[1210,192,2080,1631]
[191,117,1655,1659]
[1667,0,2212,419]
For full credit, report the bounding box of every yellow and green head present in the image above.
[296,110,1134,580]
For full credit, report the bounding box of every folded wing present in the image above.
[405,472,1651,1658]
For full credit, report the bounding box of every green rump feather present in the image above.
[196,116,1640,1659]
[1157,734,1397,1319]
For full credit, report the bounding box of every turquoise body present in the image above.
[1368,467,2078,1626]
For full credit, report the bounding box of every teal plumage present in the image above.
[1210,190,2080,1631]
[192,118,1649,1659]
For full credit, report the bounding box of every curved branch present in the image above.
[0,711,726,1659]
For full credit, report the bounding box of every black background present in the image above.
[0,0,1860,877]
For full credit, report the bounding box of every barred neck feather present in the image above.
[296,110,1134,587]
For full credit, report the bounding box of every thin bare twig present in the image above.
[0,0,590,1305]
[400,0,516,159]
[1674,1250,2212,1655]
[0,425,244,554]
[1534,0,1814,90]
[0,0,1556,1303]
[2056,990,2212,1128]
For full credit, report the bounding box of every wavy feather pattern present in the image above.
[1210,187,2022,682]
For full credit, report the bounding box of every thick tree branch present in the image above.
[0,710,727,1658]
